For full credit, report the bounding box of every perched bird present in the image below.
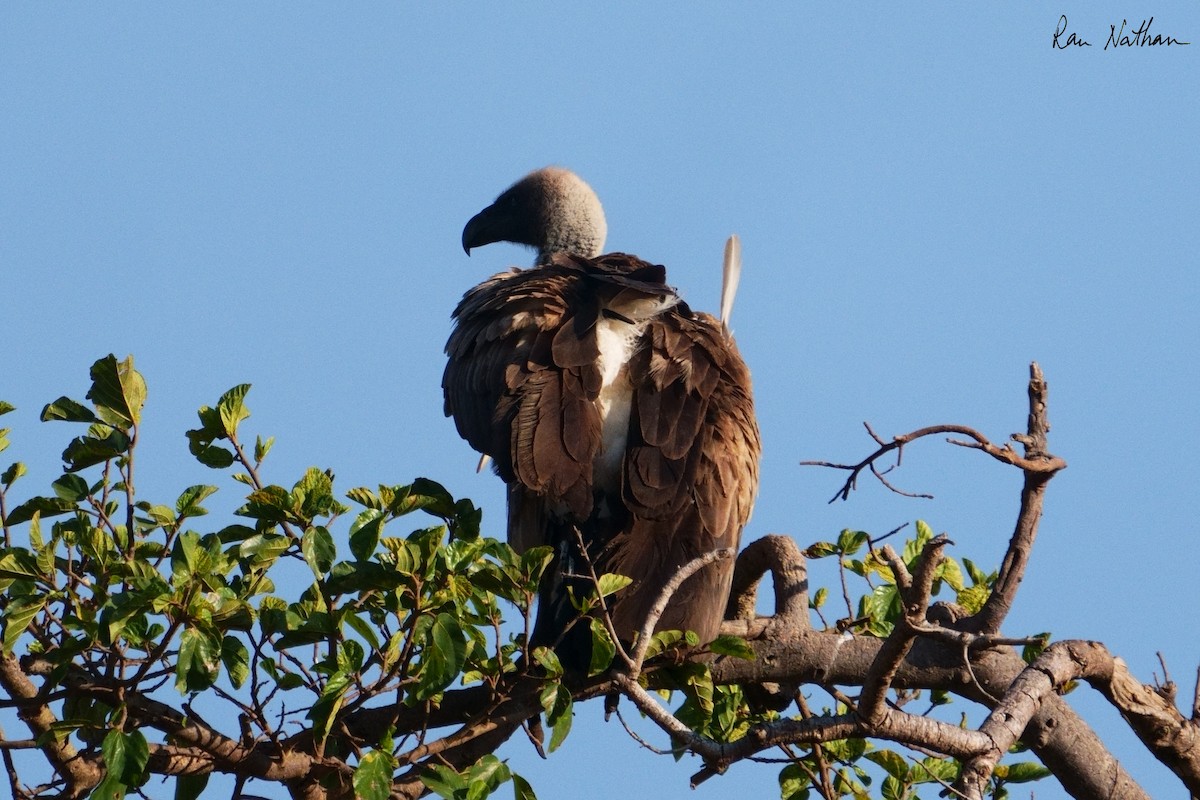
[444,167,759,667]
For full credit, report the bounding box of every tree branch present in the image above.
[967,362,1064,634]
[858,536,950,725]
[0,654,101,799]
[957,640,1200,798]
[725,535,809,629]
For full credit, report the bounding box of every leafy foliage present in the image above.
[0,357,1042,800]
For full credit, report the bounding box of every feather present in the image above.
[720,234,741,334]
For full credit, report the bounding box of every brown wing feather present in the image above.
[443,265,604,534]
[608,309,760,644]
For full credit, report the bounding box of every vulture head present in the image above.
[461,167,608,261]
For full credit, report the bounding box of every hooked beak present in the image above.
[461,203,504,256]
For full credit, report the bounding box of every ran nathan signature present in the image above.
[1053,15,1190,49]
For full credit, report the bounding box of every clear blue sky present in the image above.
[2,5,1197,799]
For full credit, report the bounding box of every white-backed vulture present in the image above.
[443,167,760,667]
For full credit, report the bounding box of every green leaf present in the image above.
[866,749,909,780]
[422,764,467,799]
[174,774,210,800]
[911,755,958,782]
[641,629,687,661]
[595,572,632,598]
[0,401,13,416]
[956,583,990,614]
[805,541,839,559]
[511,773,537,800]
[308,671,351,745]
[864,584,901,633]
[61,428,131,471]
[254,434,274,462]
[121,729,150,786]
[240,485,290,523]
[998,761,1051,783]
[418,613,467,698]
[238,533,290,565]
[187,437,235,469]
[964,557,991,586]
[354,750,396,800]
[346,486,383,509]
[531,646,563,679]
[216,384,251,438]
[337,639,366,674]
[0,549,46,582]
[343,612,382,651]
[2,594,46,653]
[1022,633,1051,664]
[587,618,617,676]
[1,461,25,486]
[881,774,905,800]
[684,664,715,717]
[176,626,221,692]
[176,485,217,518]
[547,696,572,752]
[779,762,813,800]
[388,478,456,518]
[837,529,870,555]
[86,354,146,429]
[294,467,341,519]
[465,755,511,798]
[707,634,755,660]
[51,473,90,502]
[936,556,965,592]
[302,526,337,578]
[221,636,250,689]
[101,728,128,781]
[349,509,385,560]
[40,396,97,423]
[904,520,935,566]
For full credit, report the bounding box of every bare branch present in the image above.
[967,363,1065,634]
[802,364,1066,505]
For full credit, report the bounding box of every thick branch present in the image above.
[0,654,101,798]
[958,640,1200,798]
[706,629,1149,800]
[725,534,809,629]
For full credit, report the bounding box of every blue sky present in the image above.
[1,4,1197,798]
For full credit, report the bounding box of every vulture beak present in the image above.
[461,203,505,255]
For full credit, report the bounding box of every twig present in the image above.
[802,364,1066,506]
[627,549,734,675]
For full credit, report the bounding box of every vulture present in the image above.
[443,167,760,668]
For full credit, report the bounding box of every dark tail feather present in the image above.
[530,533,596,674]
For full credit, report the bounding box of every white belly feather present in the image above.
[592,295,678,492]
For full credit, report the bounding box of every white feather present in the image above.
[719,234,741,334]
[593,295,678,490]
